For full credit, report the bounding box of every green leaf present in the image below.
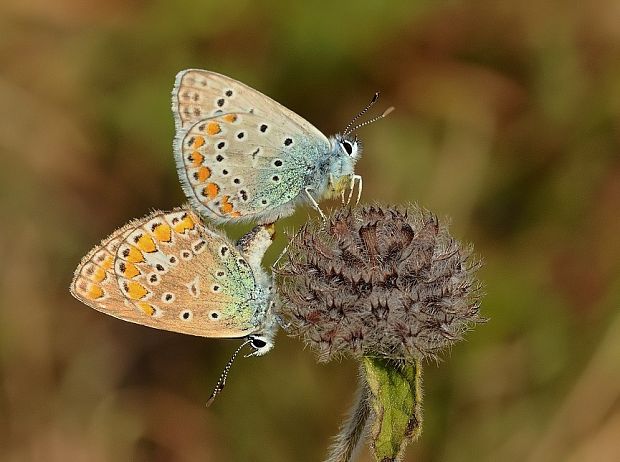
[362,357,423,462]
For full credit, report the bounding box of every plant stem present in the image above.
[325,370,371,462]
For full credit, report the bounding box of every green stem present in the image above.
[362,357,423,462]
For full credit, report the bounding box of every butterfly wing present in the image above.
[71,226,133,319]
[71,208,268,338]
[172,69,326,134]
[172,70,331,222]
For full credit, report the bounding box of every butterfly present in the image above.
[171,69,392,223]
[70,207,277,356]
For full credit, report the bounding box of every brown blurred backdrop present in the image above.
[1,1,620,461]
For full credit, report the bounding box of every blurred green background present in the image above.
[1,1,620,461]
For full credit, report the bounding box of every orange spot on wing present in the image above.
[123,262,141,278]
[126,281,148,300]
[136,234,157,253]
[193,136,205,148]
[125,246,145,263]
[206,122,221,135]
[230,211,241,218]
[220,195,234,214]
[197,166,211,182]
[173,213,196,234]
[152,223,172,242]
[87,284,104,300]
[91,266,107,283]
[101,255,114,270]
[224,114,237,123]
[137,302,156,316]
[189,151,204,167]
[203,183,219,200]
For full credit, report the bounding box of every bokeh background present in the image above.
[2,1,620,461]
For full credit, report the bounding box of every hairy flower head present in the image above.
[276,205,482,362]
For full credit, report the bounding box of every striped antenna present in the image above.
[206,339,252,407]
[344,106,395,136]
[343,92,381,136]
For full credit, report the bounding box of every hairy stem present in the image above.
[325,370,371,462]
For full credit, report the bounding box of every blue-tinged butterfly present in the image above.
[171,69,392,223]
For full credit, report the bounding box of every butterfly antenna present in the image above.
[343,92,381,136]
[345,106,395,136]
[206,339,252,407]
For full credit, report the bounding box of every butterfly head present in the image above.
[325,93,394,196]
[247,299,277,356]
[335,134,361,161]
[248,333,273,356]
[324,134,362,197]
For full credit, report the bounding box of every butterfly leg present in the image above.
[304,187,326,221]
[271,224,306,273]
[354,175,363,205]
[271,246,288,271]
[275,314,291,331]
[346,174,363,206]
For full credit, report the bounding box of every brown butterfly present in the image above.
[70,207,277,355]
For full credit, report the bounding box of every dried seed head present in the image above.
[276,205,483,362]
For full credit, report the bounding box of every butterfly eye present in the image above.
[247,335,274,356]
[251,337,267,349]
[341,140,354,156]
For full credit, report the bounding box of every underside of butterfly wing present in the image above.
[172,70,332,223]
[71,208,271,338]
[71,225,134,318]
